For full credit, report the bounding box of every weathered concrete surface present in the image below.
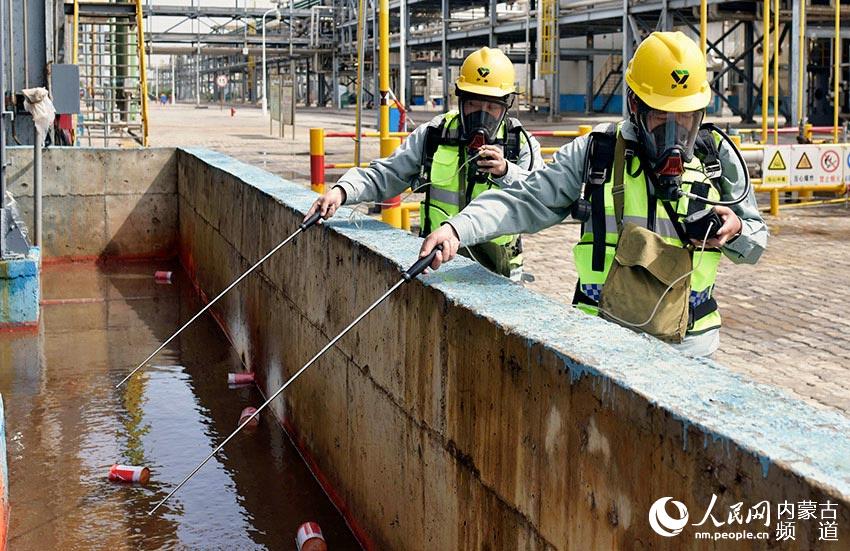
[0,247,40,326]
[5,147,178,259]
[178,148,850,550]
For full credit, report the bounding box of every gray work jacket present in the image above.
[446,120,768,357]
[334,113,544,205]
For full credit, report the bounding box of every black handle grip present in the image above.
[300,211,323,231]
[403,245,443,281]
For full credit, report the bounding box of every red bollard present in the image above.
[296,522,327,551]
[230,107,236,117]
[309,128,326,194]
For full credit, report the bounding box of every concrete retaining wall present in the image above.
[178,148,850,550]
[6,147,178,259]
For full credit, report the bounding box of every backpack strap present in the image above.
[420,117,448,183]
[504,117,533,170]
[583,122,618,272]
[694,124,723,190]
[419,117,448,235]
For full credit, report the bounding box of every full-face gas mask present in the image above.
[629,90,704,201]
[458,91,511,145]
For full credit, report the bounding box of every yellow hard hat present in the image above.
[624,31,711,112]
[455,47,516,98]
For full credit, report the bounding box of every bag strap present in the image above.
[611,134,627,237]
[660,199,692,245]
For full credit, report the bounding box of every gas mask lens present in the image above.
[640,109,703,164]
[459,97,508,142]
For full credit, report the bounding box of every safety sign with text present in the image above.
[762,146,790,185]
[790,145,820,186]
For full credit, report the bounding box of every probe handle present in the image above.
[300,211,323,230]
[404,245,443,281]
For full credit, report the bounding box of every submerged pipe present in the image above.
[34,129,41,248]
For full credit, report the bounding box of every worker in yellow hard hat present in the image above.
[418,31,768,357]
[306,47,542,280]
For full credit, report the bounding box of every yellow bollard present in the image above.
[401,207,410,232]
[771,190,780,217]
[578,124,593,135]
[380,136,402,228]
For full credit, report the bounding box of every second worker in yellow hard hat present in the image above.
[306,47,543,281]
[418,32,768,357]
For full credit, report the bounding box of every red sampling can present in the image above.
[296,522,327,551]
[108,464,151,484]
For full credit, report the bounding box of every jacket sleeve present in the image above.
[447,135,589,246]
[334,116,441,204]
[716,138,769,264]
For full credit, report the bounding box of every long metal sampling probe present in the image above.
[148,246,442,515]
[116,212,323,388]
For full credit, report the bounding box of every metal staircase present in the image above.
[72,0,149,146]
[592,54,623,113]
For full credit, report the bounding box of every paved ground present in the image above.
[150,103,850,415]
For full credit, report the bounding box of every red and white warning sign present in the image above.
[789,145,819,186]
[818,148,843,186]
[762,145,790,185]
[216,74,228,88]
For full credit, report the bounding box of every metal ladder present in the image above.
[72,0,149,146]
[538,0,557,76]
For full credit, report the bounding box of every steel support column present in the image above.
[621,0,634,117]
[585,33,593,114]
[489,0,497,48]
[441,0,449,111]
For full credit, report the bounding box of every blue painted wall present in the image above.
[0,247,40,326]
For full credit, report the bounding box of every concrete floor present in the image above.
[149,102,850,416]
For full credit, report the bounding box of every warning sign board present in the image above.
[762,145,790,185]
[790,145,819,186]
[818,148,843,186]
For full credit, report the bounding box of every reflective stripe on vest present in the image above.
[574,125,723,334]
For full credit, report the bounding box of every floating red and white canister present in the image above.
[296,522,327,551]
[239,407,259,428]
[108,464,151,485]
[228,372,255,385]
[154,271,173,284]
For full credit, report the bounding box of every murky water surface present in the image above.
[0,262,359,550]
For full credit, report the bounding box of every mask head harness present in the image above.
[627,89,704,201]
